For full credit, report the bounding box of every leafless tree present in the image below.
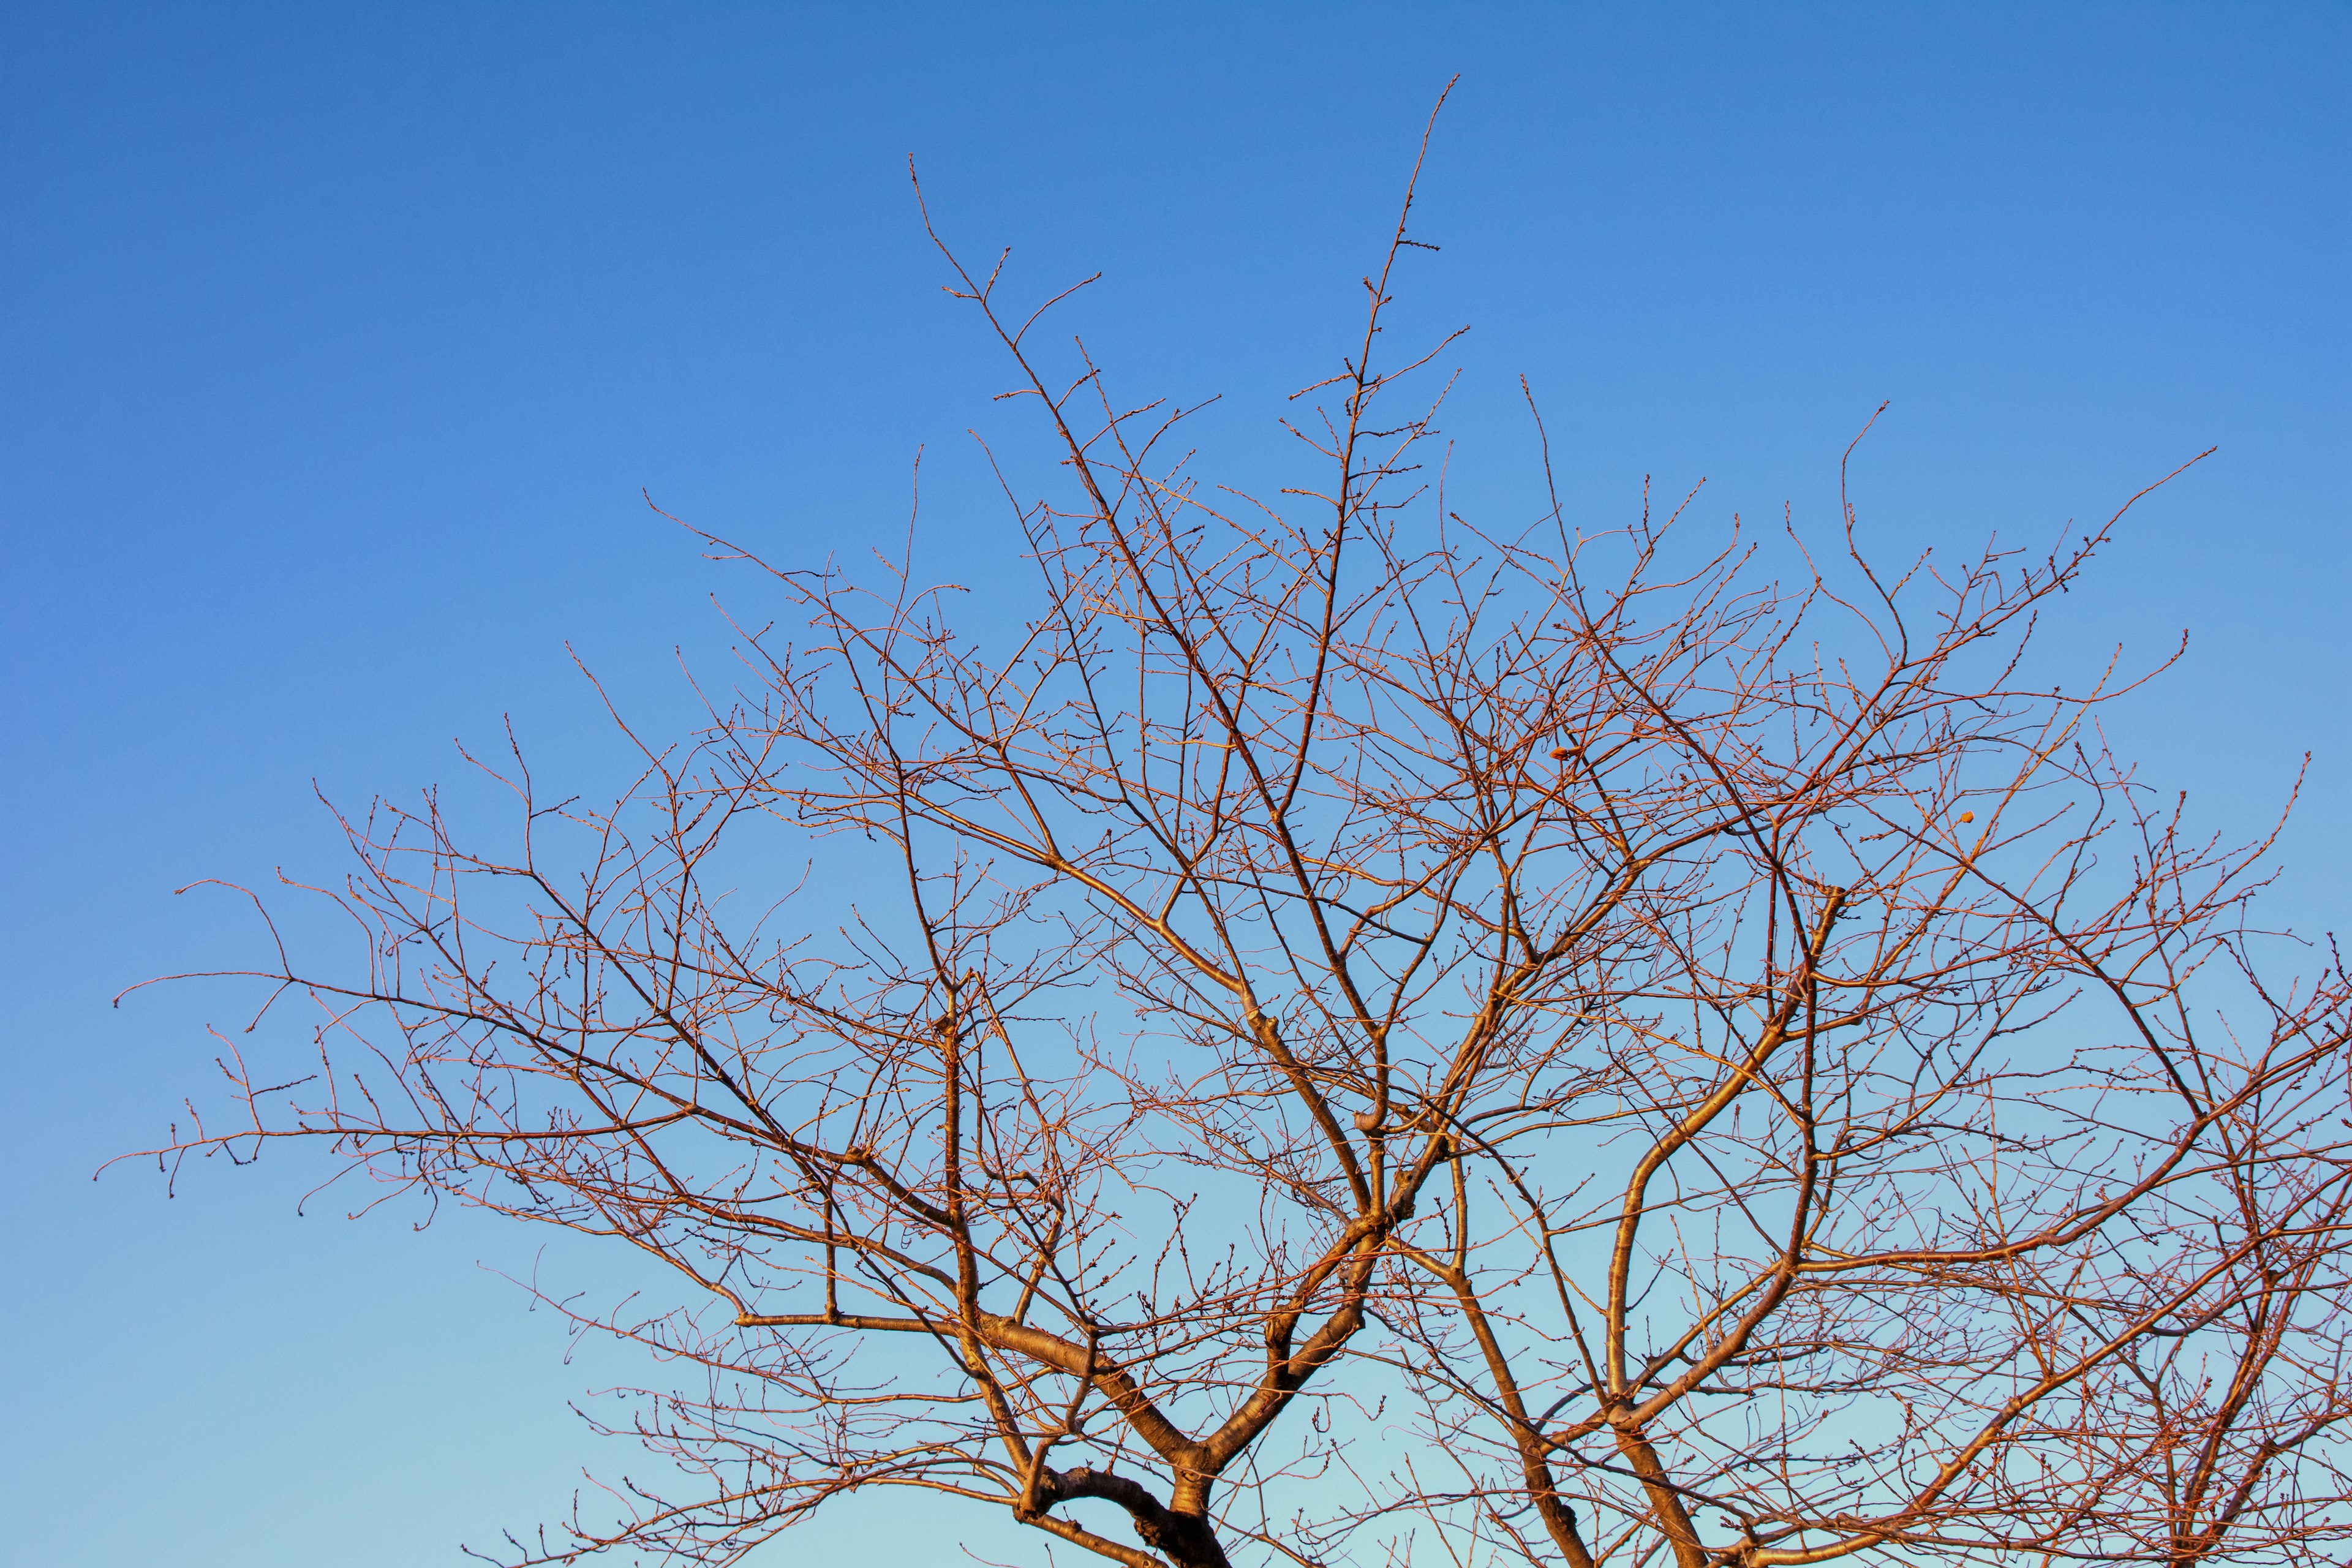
[130,99,2352,1568]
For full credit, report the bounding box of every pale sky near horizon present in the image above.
[4,5,2346,1564]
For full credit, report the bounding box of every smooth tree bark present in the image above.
[134,100,2352,1568]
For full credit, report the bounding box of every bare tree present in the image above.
[131,101,2352,1568]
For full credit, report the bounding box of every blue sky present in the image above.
[3,5,2345,1564]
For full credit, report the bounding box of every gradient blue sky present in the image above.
[4,5,2346,1564]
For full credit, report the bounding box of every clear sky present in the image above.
[4,5,2345,1564]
